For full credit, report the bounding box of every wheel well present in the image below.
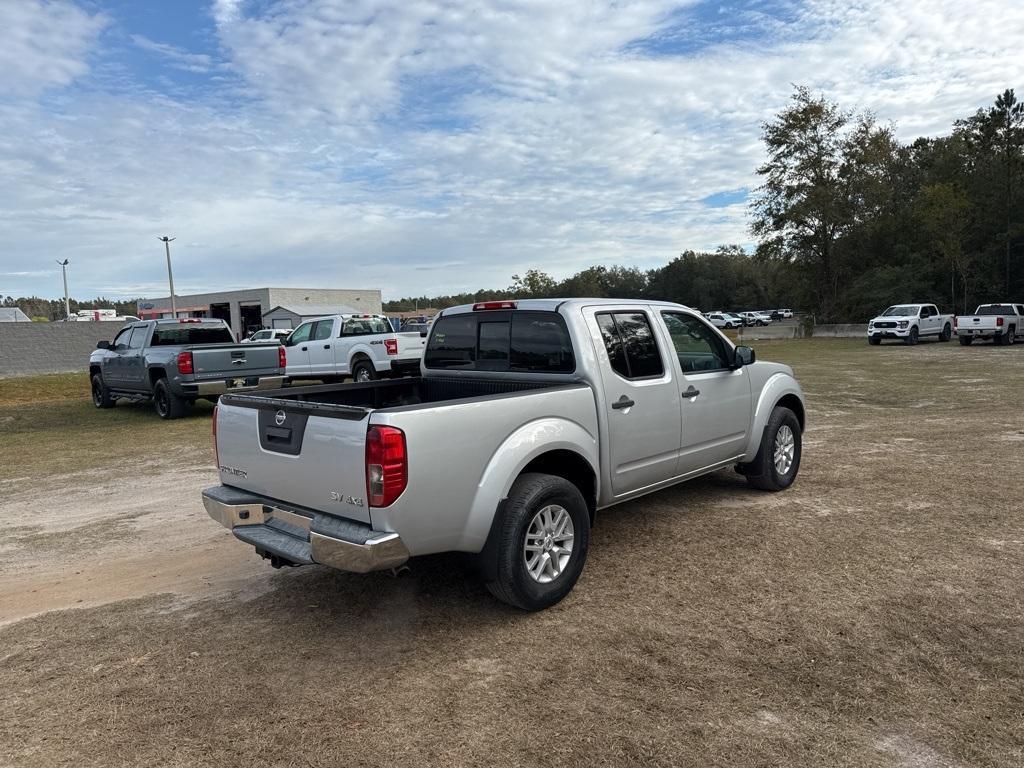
[350,353,372,367]
[148,368,166,385]
[89,365,101,378]
[520,450,597,522]
[776,394,805,430]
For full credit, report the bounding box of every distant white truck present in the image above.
[867,303,953,345]
[283,313,425,382]
[65,309,141,322]
[954,303,1024,346]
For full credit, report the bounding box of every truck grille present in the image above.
[874,321,897,328]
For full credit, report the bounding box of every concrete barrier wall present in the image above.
[0,323,122,377]
[734,323,868,341]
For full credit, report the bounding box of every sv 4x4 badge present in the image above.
[330,490,365,507]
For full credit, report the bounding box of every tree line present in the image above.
[1,295,140,321]
[387,87,1023,322]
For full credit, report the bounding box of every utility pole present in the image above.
[56,259,70,319]
[157,236,177,316]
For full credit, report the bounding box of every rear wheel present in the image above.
[484,473,590,611]
[351,359,378,383]
[940,323,952,341]
[153,378,188,420]
[959,336,973,346]
[91,374,115,409]
[995,331,1007,346]
[739,407,801,492]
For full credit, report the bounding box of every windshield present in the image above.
[881,306,918,317]
[975,305,1015,316]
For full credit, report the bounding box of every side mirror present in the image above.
[733,345,755,368]
[97,340,110,350]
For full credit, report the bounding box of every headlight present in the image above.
[899,320,909,328]
[869,321,874,327]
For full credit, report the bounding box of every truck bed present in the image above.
[220,375,571,415]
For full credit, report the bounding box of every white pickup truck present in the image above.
[867,303,953,345]
[203,299,806,610]
[282,313,424,382]
[955,303,1024,345]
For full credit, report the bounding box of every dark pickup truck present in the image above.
[89,318,286,419]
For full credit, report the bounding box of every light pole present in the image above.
[56,259,70,319]
[157,236,177,316]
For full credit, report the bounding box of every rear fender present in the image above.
[742,373,805,460]
[345,341,378,372]
[461,417,599,552]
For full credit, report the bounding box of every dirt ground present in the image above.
[0,339,1022,767]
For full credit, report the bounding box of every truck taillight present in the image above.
[177,350,194,374]
[997,316,1004,327]
[278,344,287,368]
[212,405,219,469]
[366,426,407,507]
[384,339,398,356]
[953,315,958,328]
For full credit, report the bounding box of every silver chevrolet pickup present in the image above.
[204,299,805,610]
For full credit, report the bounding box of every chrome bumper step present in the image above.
[203,485,409,573]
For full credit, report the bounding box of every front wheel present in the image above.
[868,336,881,346]
[959,336,973,346]
[739,407,802,492]
[153,378,188,420]
[91,374,115,409]
[484,473,590,611]
[1007,327,1016,346]
[904,326,919,345]
[940,323,952,342]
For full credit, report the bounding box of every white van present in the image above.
[283,314,425,382]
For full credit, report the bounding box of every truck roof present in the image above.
[440,298,695,315]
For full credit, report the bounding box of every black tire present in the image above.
[351,358,378,383]
[740,407,802,492]
[940,323,952,342]
[904,326,919,345]
[868,336,881,346]
[91,374,115,409]
[994,331,1007,346]
[153,378,188,420]
[959,335,973,346]
[484,473,590,611]
[1007,327,1016,346]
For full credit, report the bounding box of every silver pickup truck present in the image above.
[203,299,805,610]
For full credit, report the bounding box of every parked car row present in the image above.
[868,302,1023,346]
[702,309,794,328]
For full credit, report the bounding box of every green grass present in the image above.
[0,372,213,478]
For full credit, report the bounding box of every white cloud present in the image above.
[130,35,217,74]
[0,0,107,95]
[0,0,1022,301]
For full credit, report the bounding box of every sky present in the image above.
[1,0,1022,302]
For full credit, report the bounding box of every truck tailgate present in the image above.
[191,343,282,378]
[959,317,999,331]
[215,397,372,524]
[395,332,425,359]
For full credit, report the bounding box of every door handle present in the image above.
[301,346,308,351]
[323,344,331,349]
[683,386,700,398]
[611,395,635,410]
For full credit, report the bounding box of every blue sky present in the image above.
[1,0,1022,301]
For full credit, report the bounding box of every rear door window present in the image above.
[595,312,664,379]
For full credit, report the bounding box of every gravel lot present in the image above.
[1,339,1021,767]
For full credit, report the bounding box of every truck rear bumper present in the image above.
[184,375,287,396]
[388,358,421,376]
[202,485,409,573]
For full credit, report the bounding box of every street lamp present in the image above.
[157,236,177,316]
[55,259,70,319]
